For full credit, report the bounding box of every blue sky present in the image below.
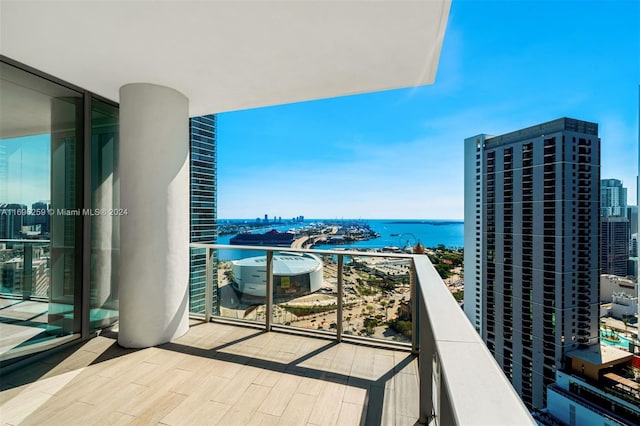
[218,0,639,220]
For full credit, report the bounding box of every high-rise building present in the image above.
[0,203,25,239]
[600,178,627,218]
[600,179,631,277]
[464,118,601,409]
[600,216,630,276]
[189,115,217,315]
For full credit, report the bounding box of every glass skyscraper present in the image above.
[189,115,218,315]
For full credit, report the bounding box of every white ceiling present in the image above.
[1,0,450,117]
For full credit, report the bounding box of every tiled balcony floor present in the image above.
[0,321,419,425]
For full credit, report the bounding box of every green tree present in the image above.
[380,300,389,321]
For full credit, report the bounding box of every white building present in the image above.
[600,274,636,303]
[544,346,638,426]
[231,253,322,297]
[604,292,638,319]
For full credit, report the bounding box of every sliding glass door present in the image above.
[0,59,119,360]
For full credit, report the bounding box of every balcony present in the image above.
[1,244,534,425]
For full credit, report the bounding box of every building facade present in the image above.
[189,115,218,315]
[600,179,631,278]
[627,206,638,235]
[601,179,627,218]
[464,118,601,409]
[601,216,630,277]
[543,347,639,426]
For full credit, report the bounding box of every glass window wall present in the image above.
[0,59,119,360]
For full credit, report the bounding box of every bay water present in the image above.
[216,219,463,261]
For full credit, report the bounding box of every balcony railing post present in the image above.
[411,259,418,355]
[205,247,213,322]
[337,254,344,342]
[265,250,274,331]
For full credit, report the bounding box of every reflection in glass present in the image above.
[90,99,119,331]
[0,61,82,358]
[189,115,217,315]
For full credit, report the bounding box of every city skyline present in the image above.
[217,0,639,219]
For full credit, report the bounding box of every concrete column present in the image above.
[118,83,190,348]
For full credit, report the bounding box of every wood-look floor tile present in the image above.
[0,322,419,426]
[307,381,347,426]
[247,411,281,425]
[336,401,364,426]
[343,377,369,406]
[277,392,316,425]
[162,398,231,426]
[127,390,187,424]
[210,364,262,406]
[257,374,302,417]
[22,399,95,426]
[295,375,325,397]
[217,383,272,425]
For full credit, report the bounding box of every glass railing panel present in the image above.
[0,240,50,300]
[215,246,267,326]
[272,251,337,336]
[342,254,412,344]
[196,245,414,346]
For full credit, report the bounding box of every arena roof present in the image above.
[232,253,322,275]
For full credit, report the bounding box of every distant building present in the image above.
[542,346,639,426]
[601,179,627,218]
[464,118,600,409]
[629,257,638,278]
[0,203,26,239]
[627,206,638,235]
[601,217,630,277]
[31,201,50,235]
[601,274,636,303]
[189,115,217,315]
[601,292,638,319]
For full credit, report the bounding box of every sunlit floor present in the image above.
[0,297,119,360]
[0,298,52,357]
[1,321,419,425]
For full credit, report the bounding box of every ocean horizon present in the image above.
[217,218,464,251]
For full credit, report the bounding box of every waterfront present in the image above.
[314,219,464,250]
[218,219,463,259]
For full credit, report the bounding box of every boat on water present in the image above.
[230,229,295,246]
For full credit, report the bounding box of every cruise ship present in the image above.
[229,229,295,246]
